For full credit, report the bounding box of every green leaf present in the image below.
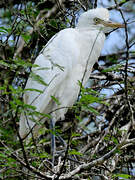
[72,132,81,137]
[21,33,31,43]
[37,19,44,26]
[39,152,49,158]
[71,140,79,146]
[49,19,58,28]
[9,101,17,109]
[39,138,48,144]
[120,0,126,3]
[112,137,118,144]
[0,27,8,33]
[40,113,52,119]
[104,135,110,141]
[0,26,11,34]
[13,58,33,68]
[68,149,82,156]
[51,96,61,105]
[0,60,11,68]
[38,127,47,135]
[89,106,99,115]
[30,72,48,86]
[53,63,65,71]
[22,103,36,110]
[114,148,122,154]
[113,173,131,179]
[36,67,50,71]
[24,88,43,94]
[102,64,122,73]
[0,153,7,158]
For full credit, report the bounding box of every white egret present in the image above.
[19,8,124,149]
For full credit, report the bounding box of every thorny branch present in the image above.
[0,0,135,179]
[114,0,135,128]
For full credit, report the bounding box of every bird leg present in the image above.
[50,118,56,166]
[50,119,67,166]
[56,132,67,147]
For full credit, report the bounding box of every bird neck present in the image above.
[76,25,104,32]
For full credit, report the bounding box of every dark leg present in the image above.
[50,118,55,166]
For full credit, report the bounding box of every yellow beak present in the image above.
[101,20,125,28]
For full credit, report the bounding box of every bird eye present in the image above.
[94,17,99,24]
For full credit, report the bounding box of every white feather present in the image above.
[19,8,109,139]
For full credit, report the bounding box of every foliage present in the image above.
[0,0,135,179]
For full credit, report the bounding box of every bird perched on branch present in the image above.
[19,8,124,154]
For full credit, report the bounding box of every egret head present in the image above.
[77,8,124,32]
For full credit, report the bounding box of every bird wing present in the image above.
[24,28,80,114]
[19,28,105,138]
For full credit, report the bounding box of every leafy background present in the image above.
[0,0,135,179]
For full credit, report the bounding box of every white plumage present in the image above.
[19,8,123,139]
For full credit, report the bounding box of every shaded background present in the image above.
[0,0,135,179]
